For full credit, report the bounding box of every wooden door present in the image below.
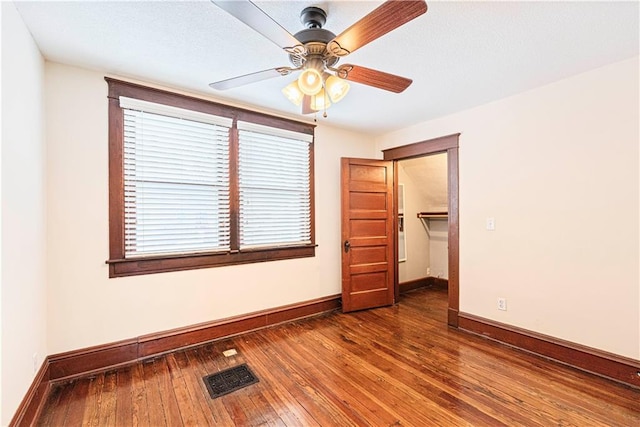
[341,158,395,312]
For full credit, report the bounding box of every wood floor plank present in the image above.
[152,357,184,426]
[171,351,215,427]
[141,359,167,426]
[35,288,640,426]
[63,377,91,426]
[97,370,118,426]
[81,373,105,426]
[46,380,75,426]
[130,362,150,426]
[163,353,197,426]
[114,366,133,427]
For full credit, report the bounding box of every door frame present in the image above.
[382,133,460,327]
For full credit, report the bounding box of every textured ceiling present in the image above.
[13,0,640,135]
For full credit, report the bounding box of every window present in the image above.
[106,78,315,277]
[122,98,232,257]
[237,122,312,249]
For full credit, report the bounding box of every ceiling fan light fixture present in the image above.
[210,1,426,116]
[325,75,350,103]
[310,88,331,111]
[282,80,304,106]
[297,68,323,95]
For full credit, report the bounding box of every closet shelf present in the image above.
[417,212,448,219]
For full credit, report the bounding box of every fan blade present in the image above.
[209,68,288,90]
[301,95,313,115]
[212,1,302,50]
[327,0,427,57]
[339,64,412,93]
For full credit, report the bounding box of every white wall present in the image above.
[398,166,430,282]
[428,219,448,280]
[376,57,640,359]
[44,62,376,354]
[1,2,48,424]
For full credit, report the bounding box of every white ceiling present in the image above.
[14,0,639,135]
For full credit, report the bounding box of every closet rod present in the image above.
[417,212,448,218]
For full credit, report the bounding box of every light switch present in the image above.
[486,217,495,231]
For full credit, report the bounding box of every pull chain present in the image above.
[323,81,328,118]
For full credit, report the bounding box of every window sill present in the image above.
[106,245,316,278]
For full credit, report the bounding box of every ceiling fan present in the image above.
[209,0,428,116]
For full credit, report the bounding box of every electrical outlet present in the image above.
[497,298,507,311]
[486,217,496,231]
[427,267,431,276]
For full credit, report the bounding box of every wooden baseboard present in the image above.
[48,338,139,381]
[137,294,341,357]
[458,312,640,389]
[429,277,448,290]
[399,277,430,293]
[9,359,51,427]
[400,276,448,294]
[10,294,341,425]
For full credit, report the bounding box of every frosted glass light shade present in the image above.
[325,75,350,103]
[310,88,331,111]
[282,81,304,106]
[297,68,323,95]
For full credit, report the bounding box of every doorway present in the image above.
[382,133,459,327]
[397,153,449,290]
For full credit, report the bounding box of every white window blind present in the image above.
[237,121,312,249]
[123,101,231,258]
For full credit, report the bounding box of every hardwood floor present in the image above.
[36,288,639,426]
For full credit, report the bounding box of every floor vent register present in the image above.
[203,364,259,399]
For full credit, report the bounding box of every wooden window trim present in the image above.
[106,78,316,278]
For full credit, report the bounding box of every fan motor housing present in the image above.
[289,7,339,68]
[294,27,335,44]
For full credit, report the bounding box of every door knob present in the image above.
[344,240,351,253]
